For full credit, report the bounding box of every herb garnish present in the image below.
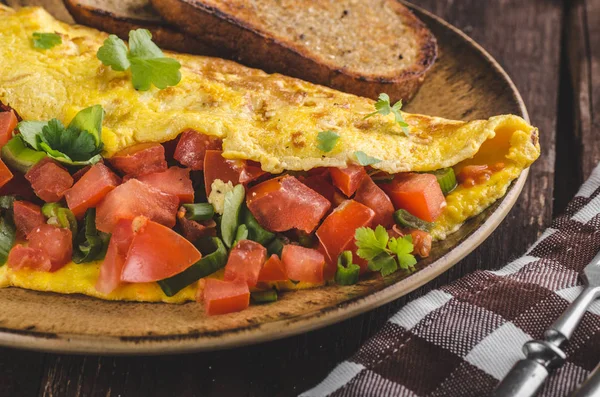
[364,93,410,135]
[354,151,381,166]
[317,130,340,152]
[355,225,417,277]
[97,29,182,91]
[32,32,61,49]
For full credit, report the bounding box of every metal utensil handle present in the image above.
[571,361,600,396]
[492,360,549,397]
[545,286,600,344]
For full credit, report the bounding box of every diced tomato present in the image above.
[121,217,202,283]
[247,175,331,233]
[173,129,222,170]
[27,224,72,271]
[72,165,92,182]
[316,200,374,279]
[135,166,194,204]
[258,254,287,282]
[0,172,37,201]
[0,110,18,148]
[457,164,495,187]
[64,163,120,218]
[354,175,394,228]
[25,158,73,202]
[0,158,13,189]
[382,173,446,222]
[410,230,432,258]
[7,245,51,272]
[239,160,268,184]
[95,179,179,233]
[202,278,250,316]
[109,143,167,177]
[204,150,242,196]
[13,200,45,237]
[299,173,337,204]
[281,245,325,283]
[344,239,369,274]
[177,207,217,242]
[95,218,135,294]
[329,165,367,197]
[223,240,267,288]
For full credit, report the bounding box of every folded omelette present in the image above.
[0,7,540,304]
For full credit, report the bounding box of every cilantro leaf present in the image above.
[355,225,389,261]
[368,252,398,277]
[97,35,130,72]
[364,93,410,135]
[130,57,182,91]
[354,151,381,166]
[128,29,164,59]
[389,235,417,271]
[68,105,104,147]
[32,32,61,49]
[317,130,340,152]
[356,226,418,277]
[40,120,100,161]
[17,121,47,149]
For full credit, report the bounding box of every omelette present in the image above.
[0,7,539,308]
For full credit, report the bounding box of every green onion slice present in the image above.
[233,224,248,246]
[266,236,287,257]
[429,167,457,195]
[221,184,245,248]
[393,209,433,232]
[243,207,275,246]
[251,289,278,303]
[41,202,62,218]
[72,208,110,264]
[335,251,360,285]
[182,203,214,221]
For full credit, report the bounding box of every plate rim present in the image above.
[0,2,530,355]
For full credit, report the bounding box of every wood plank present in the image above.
[0,348,45,397]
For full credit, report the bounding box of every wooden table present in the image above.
[0,0,597,396]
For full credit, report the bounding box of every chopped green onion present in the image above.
[266,236,287,257]
[182,203,214,221]
[158,237,228,297]
[0,198,16,266]
[221,184,245,248]
[251,289,278,303]
[298,231,315,248]
[43,203,78,236]
[243,207,275,246]
[233,224,248,246]
[41,202,62,218]
[393,209,433,232]
[0,196,15,211]
[73,208,110,263]
[428,168,457,195]
[335,251,360,285]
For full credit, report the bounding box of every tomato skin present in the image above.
[95,218,135,294]
[0,159,13,189]
[316,200,374,279]
[25,158,73,202]
[27,224,72,271]
[223,240,267,288]
[202,278,250,316]
[281,245,325,283]
[298,173,337,204]
[135,166,194,204]
[121,217,202,283]
[13,200,45,238]
[0,111,18,148]
[329,165,367,197]
[257,254,287,282]
[354,175,394,228]
[0,172,37,202]
[65,163,120,218]
[174,129,222,170]
[239,161,268,184]
[203,150,242,196]
[95,179,179,233]
[247,175,331,233]
[410,230,432,258]
[7,245,51,272]
[109,143,167,177]
[382,173,446,222]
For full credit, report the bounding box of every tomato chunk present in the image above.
[65,163,120,218]
[7,245,51,272]
[0,172,37,202]
[28,224,72,271]
[95,179,179,233]
[247,175,331,233]
[121,217,202,283]
[382,173,446,222]
[203,278,250,316]
[136,166,194,204]
[177,207,217,243]
[354,175,394,228]
[13,200,45,237]
[0,159,12,189]
[281,245,325,283]
[0,110,18,148]
[95,218,135,294]
[223,240,267,288]
[109,143,167,177]
[203,150,242,196]
[329,165,366,197]
[298,173,337,204]
[316,200,374,278]
[239,161,268,184]
[25,158,73,202]
[174,129,222,170]
[258,254,287,282]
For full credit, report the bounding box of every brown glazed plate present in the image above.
[0,3,529,354]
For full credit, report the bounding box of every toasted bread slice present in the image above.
[63,0,221,56]
[149,0,437,101]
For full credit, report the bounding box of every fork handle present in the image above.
[491,359,549,397]
[545,286,600,344]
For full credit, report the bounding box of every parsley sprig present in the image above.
[97,29,182,91]
[354,151,381,166]
[317,130,340,152]
[364,93,410,135]
[355,225,417,277]
[32,32,61,49]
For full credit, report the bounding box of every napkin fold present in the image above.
[302,166,600,397]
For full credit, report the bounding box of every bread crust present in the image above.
[149,0,437,101]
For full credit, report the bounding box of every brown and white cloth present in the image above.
[302,167,600,397]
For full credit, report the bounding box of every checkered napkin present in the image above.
[302,167,600,397]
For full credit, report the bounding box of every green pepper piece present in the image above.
[221,184,245,248]
[251,289,278,303]
[182,203,214,221]
[158,237,228,297]
[242,207,275,246]
[428,167,457,195]
[335,251,360,285]
[233,224,248,246]
[72,208,110,263]
[393,209,433,232]
[1,136,47,174]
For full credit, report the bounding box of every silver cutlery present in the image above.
[571,361,600,396]
[492,251,600,397]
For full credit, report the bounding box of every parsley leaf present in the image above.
[368,252,398,277]
[355,225,389,260]
[97,29,182,91]
[354,151,381,166]
[317,130,340,152]
[364,93,410,135]
[32,32,61,49]
[355,226,418,277]
[388,235,417,270]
